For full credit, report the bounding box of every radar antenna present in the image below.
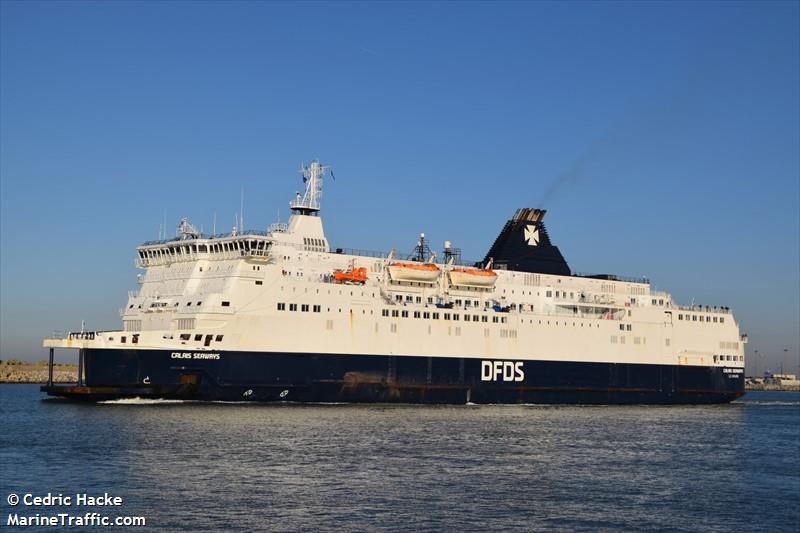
[178,217,201,240]
[290,160,330,215]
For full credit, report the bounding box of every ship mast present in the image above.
[290,160,330,216]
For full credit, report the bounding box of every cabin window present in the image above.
[215,335,223,342]
[180,334,190,341]
[196,301,202,306]
[194,334,203,341]
[187,302,192,306]
[204,335,213,347]
[121,336,126,343]
[222,301,230,307]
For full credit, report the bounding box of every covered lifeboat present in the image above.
[334,266,367,284]
[388,262,440,283]
[448,267,497,288]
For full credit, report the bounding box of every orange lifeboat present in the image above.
[388,262,440,283]
[334,266,367,284]
[448,267,497,288]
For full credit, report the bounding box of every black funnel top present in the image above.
[482,208,571,275]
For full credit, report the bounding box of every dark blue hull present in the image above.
[42,348,744,404]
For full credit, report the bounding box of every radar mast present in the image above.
[290,160,330,216]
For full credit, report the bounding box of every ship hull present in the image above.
[42,348,744,404]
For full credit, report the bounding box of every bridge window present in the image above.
[222,301,230,307]
[216,335,223,342]
[180,334,190,341]
[194,334,202,341]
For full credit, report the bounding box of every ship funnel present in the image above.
[482,208,571,275]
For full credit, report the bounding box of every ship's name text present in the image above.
[170,352,221,360]
[481,361,524,382]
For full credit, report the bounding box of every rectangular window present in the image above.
[501,317,507,324]
[301,304,309,312]
[401,311,408,318]
[432,313,439,319]
[626,324,632,331]
[453,314,460,321]
[678,314,683,320]
[423,312,430,319]
[255,280,263,285]
[473,315,479,322]
[222,301,230,307]
[194,334,203,341]
[620,324,625,331]
[313,305,321,313]
[464,315,470,322]
[180,334,190,341]
[413,311,421,318]
[444,313,451,320]
[493,316,499,323]
[121,336,126,343]
[215,335,224,342]
[289,304,297,311]
[481,316,488,323]
[720,318,724,323]
[392,310,399,317]
[277,303,286,311]
[415,296,422,303]
[382,309,389,317]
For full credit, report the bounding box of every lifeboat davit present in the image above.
[334,266,367,284]
[448,267,497,288]
[388,262,440,283]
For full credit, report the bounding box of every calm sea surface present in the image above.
[1,385,798,532]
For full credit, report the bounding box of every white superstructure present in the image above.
[51,160,746,374]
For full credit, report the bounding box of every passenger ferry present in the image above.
[42,161,746,403]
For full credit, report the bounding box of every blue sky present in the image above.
[1,1,798,373]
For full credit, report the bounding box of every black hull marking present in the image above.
[41,349,744,405]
